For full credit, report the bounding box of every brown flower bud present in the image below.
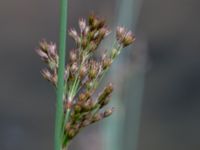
[103,108,114,117]
[37,41,57,62]
[74,105,81,113]
[88,41,97,52]
[105,83,113,94]
[82,102,91,111]
[41,69,52,81]
[79,65,87,78]
[69,28,80,44]
[88,99,96,110]
[89,14,105,30]
[102,57,112,69]
[70,63,78,73]
[83,27,89,36]
[92,113,102,122]
[86,81,93,90]
[122,31,135,47]
[69,50,77,62]
[92,19,99,29]
[79,18,86,33]
[70,111,75,118]
[79,93,86,101]
[68,129,76,139]
[88,61,99,79]
[89,68,97,79]
[116,26,135,47]
[89,31,96,40]
[74,104,82,113]
[85,91,91,100]
[64,67,69,81]
[36,49,48,61]
[99,28,110,38]
[98,83,113,104]
[65,122,71,131]
[68,71,75,82]
[93,31,99,40]
[39,40,49,52]
[97,19,105,29]
[73,123,81,130]
[83,112,92,120]
[81,37,87,49]
[89,14,95,27]
[100,97,111,108]
[48,43,57,59]
[81,119,91,127]
[51,73,57,86]
[116,26,126,42]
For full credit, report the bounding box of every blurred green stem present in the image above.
[54,0,68,150]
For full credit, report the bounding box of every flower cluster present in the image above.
[36,15,134,149]
[36,41,58,86]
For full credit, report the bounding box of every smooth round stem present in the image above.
[54,0,68,150]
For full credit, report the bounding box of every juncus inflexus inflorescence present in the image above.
[36,14,135,149]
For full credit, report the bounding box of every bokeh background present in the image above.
[0,0,200,150]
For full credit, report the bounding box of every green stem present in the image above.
[55,0,68,150]
[62,109,71,147]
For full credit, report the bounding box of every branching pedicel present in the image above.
[36,15,135,149]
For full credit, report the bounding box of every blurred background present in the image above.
[0,0,200,150]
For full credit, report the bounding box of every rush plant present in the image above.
[36,9,134,150]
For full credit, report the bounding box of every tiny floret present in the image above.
[79,18,86,33]
[116,26,135,47]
